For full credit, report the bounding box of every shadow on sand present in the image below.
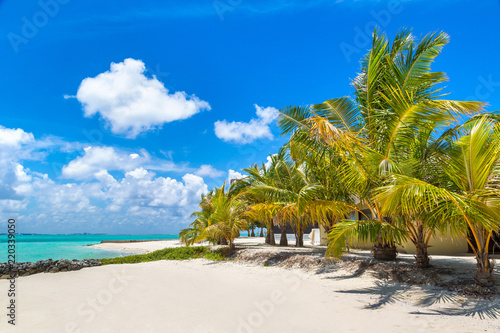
[336,280,500,320]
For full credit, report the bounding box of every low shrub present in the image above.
[101,246,228,265]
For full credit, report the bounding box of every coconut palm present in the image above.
[180,192,219,246]
[179,183,248,250]
[287,131,357,235]
[246,203,281,244]
[279,28,484,260]
[238,163,278,245]
[246,151,313,246]
[376,116,500,285]
[207,183,248,250]
[327,119,477,267]
[246,150,353,247]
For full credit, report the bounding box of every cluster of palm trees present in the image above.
[180,28,500,287]
[180,150,352,249]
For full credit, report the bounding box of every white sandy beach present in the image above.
[1,238,499,333]
[90,239,184,253]
[89,236,273,253]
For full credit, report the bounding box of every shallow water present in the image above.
[0,234,178,263]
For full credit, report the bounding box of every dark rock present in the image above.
[58,260,70,269]
[0,258,102,278]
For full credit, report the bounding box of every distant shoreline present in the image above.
[93,239,175,244]
[0,233,177,236]
[0,235,178,262]
[88,239,181,254]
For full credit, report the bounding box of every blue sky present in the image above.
[0,0,499,234]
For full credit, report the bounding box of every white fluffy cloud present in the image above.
[0,125,211,233]
[0,127,37,203]
[214,104,278,144]
[72,58,211,138]
[95,169,207,211]
[194,164,225,178]
[0,126,34,147]
[14,168,208,233]
[62,146,146,180]
[62,146,189,180]
[227,169,245,184]
[264,155,275,170]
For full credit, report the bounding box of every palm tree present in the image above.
[180,192,218,246]
[376,116,500,285]
[246,203,281,244]
[247,150,353,247]
[243,162,279,245]
[180,183,248,250]
[208,183,248,250]
[255,221,264,237]
[287,131,356,236]
[246,152,309,246]
[249,221,256,237]
[279,28,483,261]
[328,119,477,267]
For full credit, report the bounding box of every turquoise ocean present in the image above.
[1,234,178,263]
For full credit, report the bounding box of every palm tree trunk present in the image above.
[296,227,304,247]
[229,241,235,251]
[373,231,397,260]
[414,223,430,268]
[415,241,430,268]
[268,220,276,245]
[372,216,397,260]
[280,226,288,246]
[475,251,494,287]
[251,226,255,237]
[470,227,495,287]
[259,226,264,237]
[291,225,299,247]
[372,242,397,260]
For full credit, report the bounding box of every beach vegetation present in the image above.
[101,246,228,265]
[179,182,247,250]
[244,150,353,247]
[375,116,500,286]
[280,28,485,267]
[181,28,500,286]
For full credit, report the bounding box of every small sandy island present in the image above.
[1,237,499,333]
